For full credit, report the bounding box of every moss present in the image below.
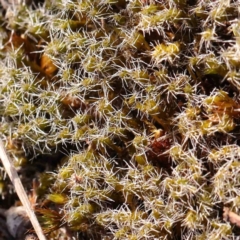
[1,0,240,239]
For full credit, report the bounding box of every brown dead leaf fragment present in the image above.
[223,207,240,227]
[61,94,86,110]
[6,33,37,61]
[40,54,58,78]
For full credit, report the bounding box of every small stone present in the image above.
[4,206,32,239]
[0,216,14,240]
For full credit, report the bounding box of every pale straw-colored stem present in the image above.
[0,139,46,240]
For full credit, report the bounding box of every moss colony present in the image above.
[1,0,240,239]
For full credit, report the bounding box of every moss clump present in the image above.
[1,0,240,239]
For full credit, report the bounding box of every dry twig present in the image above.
[0,139,46,240]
